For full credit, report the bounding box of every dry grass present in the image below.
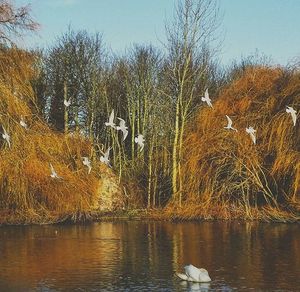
[176,66,300,220]
[0,48,109,223]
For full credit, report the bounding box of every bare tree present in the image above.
[0,0,38,44]
[42,29,104,133]
[163,0,220,206]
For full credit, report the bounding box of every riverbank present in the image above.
[1,203,299,225]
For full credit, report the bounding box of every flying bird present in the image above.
[224,115,238,132]
[82,157,92,174]
[246,126,256,144]
[116,117,128,141]
[20,116,28,129]
[176,264,211,283]
[105,109,116,129]
[50,163,61,179]
[135,134,145,152]
[2,126,11,148]
[64,99,71,107]
[286,106,297,126]
[201,89,213,108]
[100,147,112,167]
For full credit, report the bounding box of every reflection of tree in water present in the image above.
[0,222,299,290]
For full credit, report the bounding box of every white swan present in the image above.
[176,264,211,283]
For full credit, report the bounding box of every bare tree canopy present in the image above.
[0,0,38,44]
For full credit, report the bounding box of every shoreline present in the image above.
[1,206,299,226]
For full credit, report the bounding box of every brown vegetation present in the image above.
[1,1,299,223]
[164,66,299,221]
[0,48,123,224]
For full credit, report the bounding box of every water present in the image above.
[0,221,299,291]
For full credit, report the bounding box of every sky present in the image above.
[14,0,300,66]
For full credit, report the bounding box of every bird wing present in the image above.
[109,110,115,124]
[291,111,297,126]
[205,89,209,100]
[139,142,144,152]
[5,133,11,148]
[184,265,200,282]
[198,268,209,276]
[250,132,256,144]
[2,126,7,136]
[246,127,255,134]
[117,117,126,128]
[175,273,188,281]
[122,128,128,141]
[105,147,111,159]
[226,115,232,127]
[50,163,55,175]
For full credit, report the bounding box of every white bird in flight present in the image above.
[20,116,28,129]
[201,89,213,108]
[64,99,71,107]
[105,109,116,129]
[286,106,297,126]
[2,126,11,148]
[100,147,112,167]
[135,134,145,152]
[176,264,211,283]
[116,117,128,141]
[246,126,256,144]
[82,157,92,174]
[50,163,61,179]
[224,115,238,132]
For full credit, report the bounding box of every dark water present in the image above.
[0,221,299,291]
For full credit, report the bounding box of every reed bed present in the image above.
[0,48,116,224]
[176,66,299,221]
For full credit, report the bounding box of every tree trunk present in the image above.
[63,81,68,133]
[178,120,185,207]
[172,100,180,200]
[147,137,154,208]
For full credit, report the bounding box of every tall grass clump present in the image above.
[0,47,118,223]
[178,66,299,221]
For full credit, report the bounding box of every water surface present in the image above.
[0,221,299,291]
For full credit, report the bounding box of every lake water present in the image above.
[0,221,299,291]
